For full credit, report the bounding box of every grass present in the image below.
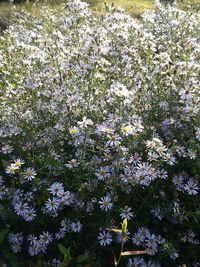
[0,0,200,31]
[87,0,154,18]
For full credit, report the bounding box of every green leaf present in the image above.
[58,243,68,256]
[195,211,200,217]
[2,249,24,267]
[35,259,43,267]
[58,244,72,263]
[0,229,9,244]
[76,255,89,263]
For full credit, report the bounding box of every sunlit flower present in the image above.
[6,164,19,174]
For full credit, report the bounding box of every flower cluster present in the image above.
[0,0,199,266]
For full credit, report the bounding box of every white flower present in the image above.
[69,126,80,136]
[77,117,93,128]
[6,164,19,174]
[110,82,129,97]
[14,159,25,168]
[121,125,133,136]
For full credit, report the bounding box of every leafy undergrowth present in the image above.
[0,1,200,266]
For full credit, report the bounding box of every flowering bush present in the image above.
[0,0,200,266]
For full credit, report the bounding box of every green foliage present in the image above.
[0,229,9,244]
[58,244,72,266]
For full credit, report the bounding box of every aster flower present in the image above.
[8,232,24,253]
[14,201,29,216]
[138,227,150,239]
[27,234,37,245]
[184,179,199,195]
[77,116,93,128]
[120,206,134,220]
[5,164,19,174]
[106,134,121,147]
[38,241,48,253]
[146,234,158,249]
[98,231,112,246]
[172,175,184,191]
[1,144,13,154]
[45,197,60,212]
[69,126,80,136]
[55,228,67,240]
[24,192,34,202]
[99,196,113,211]
[48,182,64,196]
[23,168,37,181]
[132,232,145,245]
[121,125,133,136]
[127,257,146,267]
[110,82,129,97]
[59,191,74,205]
[40,231,53,245]
[52,258,61,267]
[95,124,114,135]
[28,243,40,256]
[71,221,82,233]
[148,151,159,161]
[14,159,25,168]
[11,243,22,253]
[8,232,23,245]
[23,207,36,221]
[151,206,163,220]
[95,166,110,181]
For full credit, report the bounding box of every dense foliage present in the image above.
[0,1,200,266]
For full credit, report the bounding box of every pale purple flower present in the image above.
[49,182,64,196]
[120,206,134,220]
[132,232,145,245]
[99,196,113,211]
[14,201,29,216]
[45,197,60,212]
[95,166,110,181]
[184,179,199,195]
[71,221,82,233]
[98,231,112,246]
[23,167,37,181]
[23,207,36,221]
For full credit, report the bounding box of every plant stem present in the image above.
[115,238,125,266]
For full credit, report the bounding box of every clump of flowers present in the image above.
[0,0,199,266]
